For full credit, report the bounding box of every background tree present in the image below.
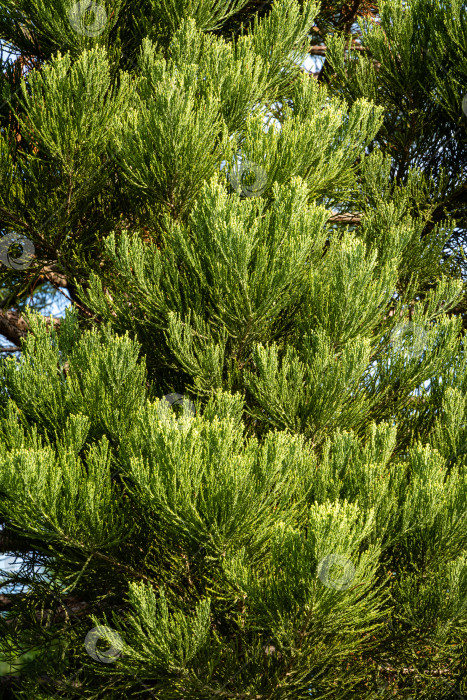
[1,0,467,698]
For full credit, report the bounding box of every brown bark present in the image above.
[328,212,363,224]
[0,594,14,609]
[308,44,366,55]
[0,309,61,348]
[0,310,28,347]
[39,264,69,288]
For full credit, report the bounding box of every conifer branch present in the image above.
[0,309,60,348]
[0,1,465,696]
[59,534,159,587]
[0,309,28,347]
[328,212,363,224]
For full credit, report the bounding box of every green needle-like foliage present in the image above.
[1,0,467,698]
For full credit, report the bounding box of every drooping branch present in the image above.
[0,207,32,232]
[0,594,90,624]
[0,527,40,554]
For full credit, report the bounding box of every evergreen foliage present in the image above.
[0,0,467,698]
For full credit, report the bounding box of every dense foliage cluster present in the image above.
[0,0,467,697]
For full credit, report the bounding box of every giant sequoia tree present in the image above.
[1,0,467,698]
